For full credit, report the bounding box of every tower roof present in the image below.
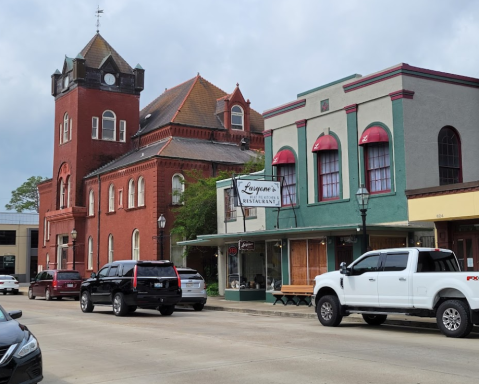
[79,33,133,74]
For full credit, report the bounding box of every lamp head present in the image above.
[158,214,166,229]
[71,228,78,240]
[355,184,370,209]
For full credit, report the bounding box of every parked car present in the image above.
[176,268,207,311]
[28,270,82,301]
[80,260,182,316]
[0,275,19,295]
[0,304,43,383]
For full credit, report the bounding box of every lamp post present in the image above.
[158,214,166,260]
[355,184,370,254]
[71,228,77,270]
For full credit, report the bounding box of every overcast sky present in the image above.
[1,0,478,212]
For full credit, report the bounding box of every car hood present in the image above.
[0,320,28,346]
[315,270,341,282]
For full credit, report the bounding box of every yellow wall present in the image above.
[408,191,479,221]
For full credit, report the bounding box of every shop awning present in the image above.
[272,149,295,165]
[312,135,338,152]
[359,126,389,145]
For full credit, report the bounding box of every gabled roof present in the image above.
[138,75,264,136]
[85,137,258,178]
[79,33,133,74]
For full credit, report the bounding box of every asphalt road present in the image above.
[2,294,479,384]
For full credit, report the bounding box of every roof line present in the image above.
[171,75,200,122]
[158,137,173,155]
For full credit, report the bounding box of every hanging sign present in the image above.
[238,240,255,251]
[236,180,281,207]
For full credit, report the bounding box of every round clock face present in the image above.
[63,76,69,88]
[104,73,116,85]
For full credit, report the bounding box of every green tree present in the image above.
[5,176,48,213]
[242,149,265,174]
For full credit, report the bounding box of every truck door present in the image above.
[377,251,411,307]
[342,253,380,306]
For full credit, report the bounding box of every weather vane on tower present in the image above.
[96,6,104,33]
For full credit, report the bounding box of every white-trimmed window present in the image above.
[132,229,140,260]
[102,110,116,141]
[43,217,47,246]
[88,237,93,270]
[46,253,50,269]
[172,174,184,205]
[118,189,123,208]
[59,178,66,209]
[138,177,145,207]
[66,177,71,208]
[92,117,99,139]
[119,120,126,142]
[108,234,114,263]
[89,190,94,216]
[231,105,244,130]
[63,113,69,142]
[108,184,115,212]
[69,118,73,141]
[47,219,50,240]
[128,179,135,208]
[59,124,62,144]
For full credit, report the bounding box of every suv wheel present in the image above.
[80,291,94,313]
[28,288,35,300]
[112,293,128,316]
[193,303,204,311]
[45,289,52,301]
[128,305,137,313]
[159,305,174,316]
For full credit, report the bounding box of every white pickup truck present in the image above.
[312,247,479,338]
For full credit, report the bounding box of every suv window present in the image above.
[47,272,54,280]
[121,264,135,277]
[108,266,119,277]
[178,271,203,280]
[137,265,176,277]
[417,251,460,272]
[98,267,109,278]
[382,253,409,272]
[351,254,380,275]
[57,272,82,280]
[39,272,48,280]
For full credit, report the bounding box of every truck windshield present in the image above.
[417,251,460,272]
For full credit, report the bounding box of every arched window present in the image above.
[272,149,297,206]
[231,105,244,130]
[88,237,93,270]
[132,229,140,260]
[102,110,116,141]
[108,234,114,263]
[66,177,71,208]
[138,177,145,207]
[128,179,135,208]
[172,174,184,204]
[63,113,69,143]
[59,178,66,209]
[108,184,115,212]
[89,190,94,216]
[312,135,340,201]
[438,126,462,185]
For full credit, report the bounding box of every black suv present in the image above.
[80,260,182,316]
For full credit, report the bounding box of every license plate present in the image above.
[186,283,193,287]
[154,282,163,288]
[67,284,74,288]
[6,288,11,291]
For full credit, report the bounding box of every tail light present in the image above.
[0,282,3,285]
[53,280,58,288]
[133,265,138,289]
[173,266,181,288]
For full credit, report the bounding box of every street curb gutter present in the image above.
[204,305,479,334]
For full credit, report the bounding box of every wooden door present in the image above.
[290,240,307,284]
[308,239,327,283]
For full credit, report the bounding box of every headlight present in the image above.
[14,334,39,358]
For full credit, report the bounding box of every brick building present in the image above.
[38,33,264,277]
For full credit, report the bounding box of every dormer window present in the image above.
[231,105,244,130]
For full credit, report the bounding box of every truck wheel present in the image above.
[317,295,343,326]
[112,293,128,316]
[436,300,473,338]
[80,291,94,313]
[362,314,387,326]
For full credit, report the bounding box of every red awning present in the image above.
[312,135,338,152]
[359,126,389,145]
[272,149,295,165]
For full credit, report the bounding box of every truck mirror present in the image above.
[339,262,350,276]
[90,272,97,279]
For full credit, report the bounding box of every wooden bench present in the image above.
[272,285,314,306]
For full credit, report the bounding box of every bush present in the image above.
[207,282,219,297]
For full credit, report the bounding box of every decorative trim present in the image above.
[263,99,306,119]
[389,89,415,101]
[295,120,306,129]
[406,180,479,199]
[297,74,359,97]
[344,104,358,114]
[344,64,479,93]
[263,130,272,137]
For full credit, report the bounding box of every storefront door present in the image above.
[454,235,479,271]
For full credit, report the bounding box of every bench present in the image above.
[272,285,314,306]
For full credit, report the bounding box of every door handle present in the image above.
[369,278,376,282]
[399,277,406,281]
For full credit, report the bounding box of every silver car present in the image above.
[177,268,207,311]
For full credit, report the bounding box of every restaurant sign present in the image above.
[238,240,255,251]
[236,180,281,207]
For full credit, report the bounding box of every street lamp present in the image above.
[158,214,166,260]
[355,184,370,254]
[71,228,78,270]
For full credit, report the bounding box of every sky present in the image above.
[1,0,478,211]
